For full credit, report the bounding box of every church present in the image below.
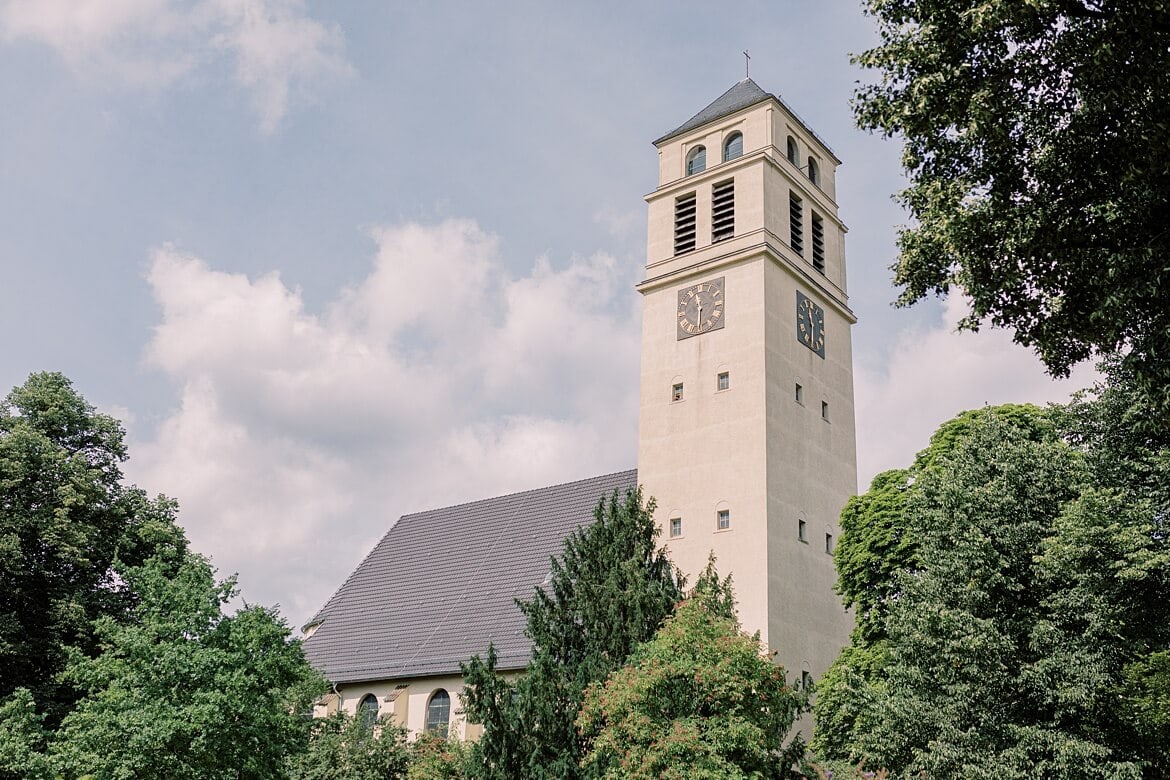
[301,77,858,739]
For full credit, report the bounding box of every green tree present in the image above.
[857,414,1148,777]
[813,405,1053,763]
[407,733,472,780]
[50,552,325,779]
[461,487,683,779]
[0,688,52,780]
[288,712,411,780]
[577,568,806,779]
[854,0,1170,411]
[0,372,187,725]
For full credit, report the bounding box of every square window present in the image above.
[717,372,730,391]
[672,383,684,402]
[717,509,730,530]
[669,517,682,538]
[825,533,834,554]
[798,518,807,543]
[795,383,804,404]
[821,401,829,420]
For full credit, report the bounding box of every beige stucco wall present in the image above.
[326,673,479,740]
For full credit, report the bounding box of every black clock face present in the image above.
[796,291,825,358]
[677,277,726,339]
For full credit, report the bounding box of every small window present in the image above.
[786,135,798,165]
[811,213,825,273]
[686,146,706,176]
[795,383,804,404]
[672,383,684,402]
[798,518,807,542]
[717,509,730,530]
[425,689,451,734]
[674,193,697,254]
[717,372,730,391]
[358,694,379,731]
[825,533,834,554]
[807,157,820,185]
[670,517,682,538]
[821,401,830,421]
[711,179,735,242]
[723,132,743,162]
[801,670,814,690]
[789,193,803,256]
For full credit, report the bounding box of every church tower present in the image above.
[636,79,857,683]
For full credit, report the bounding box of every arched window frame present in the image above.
[722,132,743,162]
[358,693,379,731]
[786,135,799,166]
[686,146,706,176]
[807,157,820,185]
[424,689,451,735]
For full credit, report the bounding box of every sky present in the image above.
[0,0,1098,628]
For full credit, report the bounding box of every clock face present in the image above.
[677,277,726,340]
[796,291,825,358]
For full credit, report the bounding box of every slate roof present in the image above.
[652,78,839,161]
[302,469,639,684]
[653,78,771,146]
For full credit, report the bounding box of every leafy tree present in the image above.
[288,712,411,780]
[461,487,683,779]
[0,688,52,780]
[813,405,1052,762]
[855,414,1150,777]
[0,372,187,724]
[50,552,325,779]
[577,565,806,779]
[407,733,472,780]
[854,0,1170,411]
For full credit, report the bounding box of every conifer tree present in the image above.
[462,487,683,779]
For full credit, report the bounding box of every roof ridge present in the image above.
[398,467,637,519]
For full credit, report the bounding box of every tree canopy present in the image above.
[577,583,806,779]
[854,0,1170,411]
[0,372,188,725]
[814,369,1170,776]
[461,487,683,779]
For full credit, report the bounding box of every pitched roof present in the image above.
[653,78,771,146]
[302,469,639,683]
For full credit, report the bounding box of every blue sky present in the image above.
[0,0,1096,626]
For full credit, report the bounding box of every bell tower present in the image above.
[635,79,857,683]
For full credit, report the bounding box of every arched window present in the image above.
[786,136,798,165]
[358,694,379,730]
[722,132,743,162]
[807,157,820,185]
[686,146,706,176]
[425,689,451,734]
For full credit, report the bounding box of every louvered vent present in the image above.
[811,213,825,273]
[711,180,735,243]
[789,193,804,255]
[674,193,697,254]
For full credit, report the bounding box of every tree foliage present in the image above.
[287,712,411,780]
[854,0,1170,411]
[0,372,188,725]
[816,371,1170,776]
[461,487,683,779]
[49,552,325,779]
[578,588,807,780]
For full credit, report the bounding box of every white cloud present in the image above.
[854,292,1099,488]
[0,0,348,131]
[129,219,641,625]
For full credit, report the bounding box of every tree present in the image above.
[49,552,325,779]
[461,487,683,779]
[0,372,188,725]
[0,688,52,780]
[855,414,1147,776]
[288,712,411,780]
[813,405,1053,763]
[854,0,1170,411]
[577,562,806,780]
